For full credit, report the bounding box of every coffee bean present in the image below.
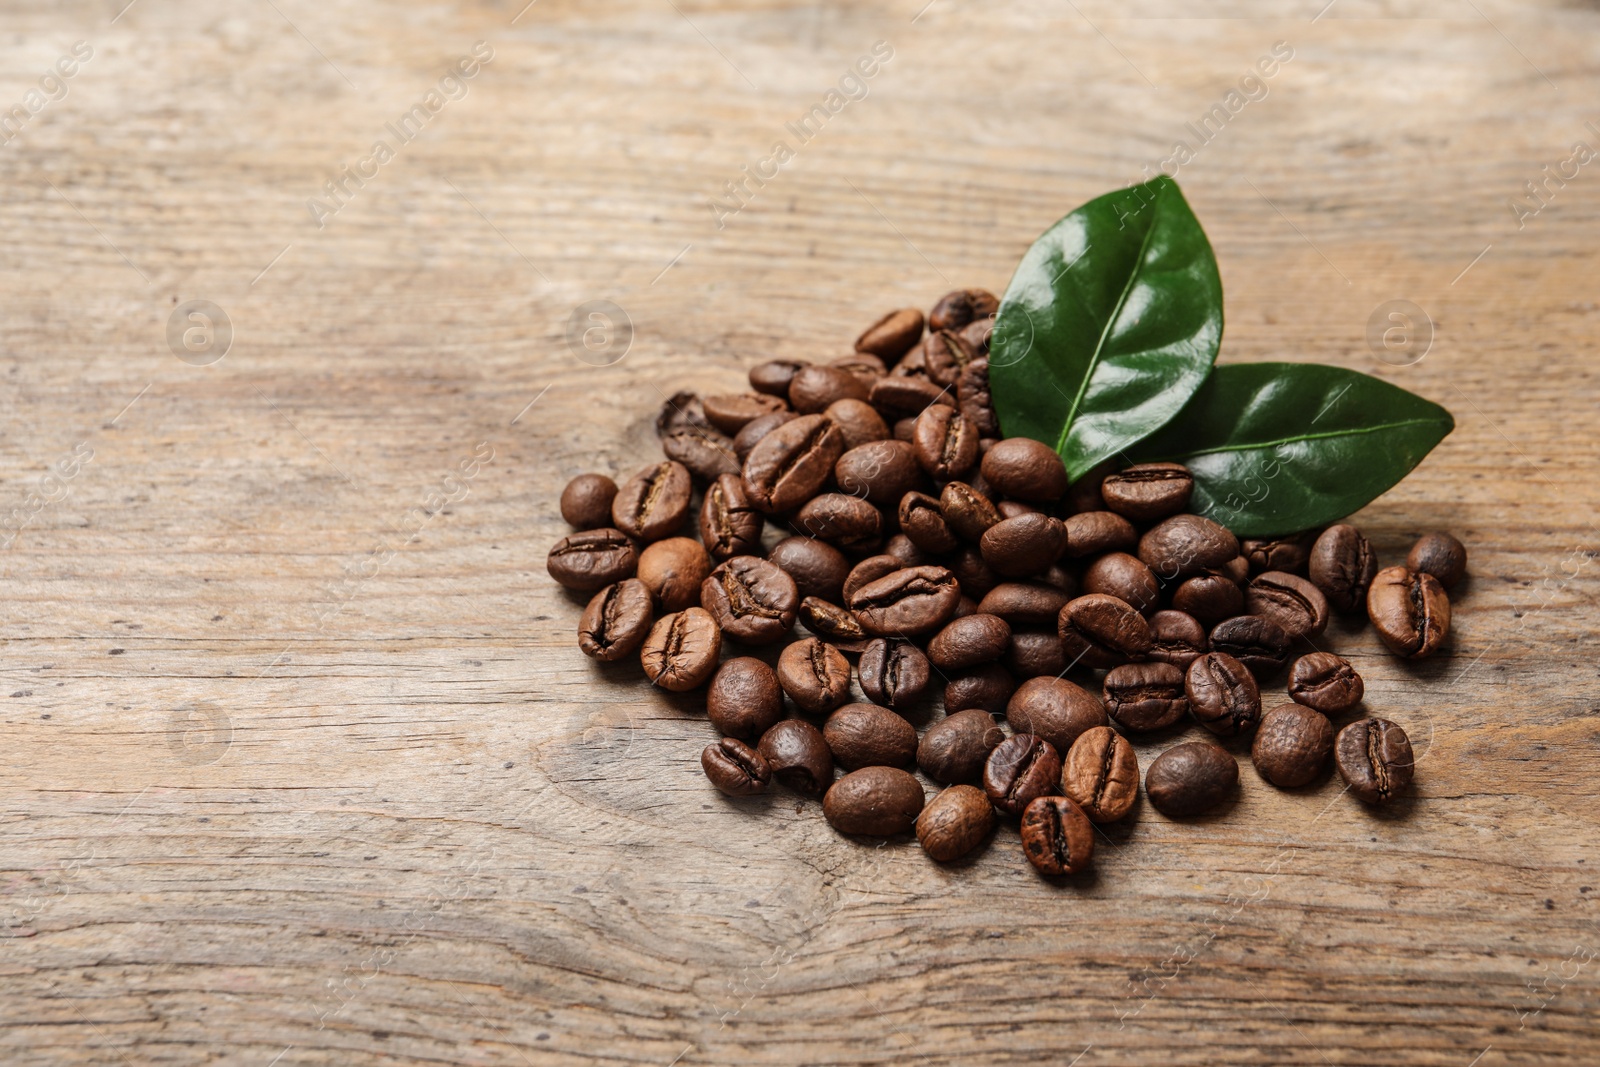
[1308,524,1378,613]
[848,565,961,638]
[661,427,741,481]
[1241,531,1317,575]
[636,537,713,613]
[980,438,1069,503]
[917,708,1005,784]
[702,738,772,796]
[928,614,1012,672]
[978,582,1071,628]
[1220,556,1250,585]
[960,317,994,356]
[824,703,917,769]
[830,352,887,391]
[824,399,890,451]
[859,638,932,709]
[1245,571,1330,639]
[912,405,980,479]
[980,514,1068,578]
[1082,552,1160,615]
[899,491,961,554]
[929,288,999,332]
[702,392,789,435]
[741,414,846,513]
[1171,572,1244,626]
[948,546,1001,601]
[868,376,954,421]
[732,411,798,462]
[835,440,922,506]
[707,657,784,740]
[768,536,850,604]
[758,719,834,797]
[843,554,904,603]
[983,734,1062,817]
[883,533,929,567]
[1139,514,1239,580]
[657,389,713,437]
[1407,532,1468,589]
[1061,726,1140,823]
[547,527,638,592]
[612,461,693,542]
[996,501,1041,519]
[944,662,1017,714]
[856,308,926,361]
[640,607,722,692]
[788,364,870,414]
[957,357,999,437]
[701,556,799,645]
[1019,795,1095,876]
[798,597,870,649]
[1102,661,1188,732]
[1145,741,1238,817]
[749,359,808,397]
[1005,677,1107,753]
[1005,631,1070,678]
[1185,652,1262,737]
[892,416,918,442]
[795,493,883,551]
[560,473,618,529]
[1100,463,1194,522]
[823,766,926,835]
[1252,704,1334,789]
[1367,566,1451,659]
[1146,609,1208,669]
[1288,652,1364,714]
[1335,717,1415,805]
[940,481,1003,543]
[1058,593,1152,669]
[700,473,764,561]
[1062,511,1139,558]
[923,329,979,387]
[1208,614,1292,677]
[916,784,996,861]
[776,637,853,715]
[578,579,654,662]
[1038,563,1079,596]
[889,341,930,377]
[1062,460,1116,515]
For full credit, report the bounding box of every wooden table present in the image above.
[3,1,1598,1063]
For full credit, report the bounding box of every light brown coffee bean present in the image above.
[1061,726,1139,822]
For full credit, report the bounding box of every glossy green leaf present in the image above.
[989,176,1223,481]
[1130,362,1455,536]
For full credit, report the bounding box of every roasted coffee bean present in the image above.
[1407,532,1468,589]
[1100,463,1194,522]
[1058,726,1139,824]
[707,657,784,740]
[849,565,961,638]
[732,410,798,463]
[1063,511,1139,558]
[701,556,800,645]
[983,734,1061,817]
[945,662,1017,714]
[980,438,1069,503]
[916,784,995,861]
[560,473,618,529]
[776,637,853,715]
[912,405,980,479]
[636,537,713,613]
[639,607,722,691]
[824,766,925,835]
[824,398,890,451]
[996,501,1041,519]
[1335,717,1415,805]
[830,352,887,391]
[656,389,713,437]
[940,481,1003,543]
[929,288,999,332]
[824,703,917,769]
[856,307,925,361]
[859,638,931,709]
[1242,531,1317,575]
[889,341,929,377]
[957,357,999,437]
[1245,571,1330,639]
[547,528,638,592]
[700,474,764,561]
[1038,563,1079,596]
[1171,573,1244,626]
[923,329,979,387]
[981,514,1068,578]
[749,359,809,397]
[798,597,870,648]
[1058,593,1152,669]
[768,536,850,604]
[883,534,928,567]
[742,413,846,513]
[951,593,979,619]
[702,738,772,796]
[758,719,834,797]
[1139,514,1239,580]
[928,613,1012,672]
[1102,662,1187,732]
[788,364,870,414]
[1019,795,1094,876]
[1208,615,1292,677]
[1368,566,1451,659]
[917,708,1005,784]
[892,416,919,441]
[1185,652,1262,737]
[578,579,654,662]
[899,491,961,554]
[661,427,741,481]
[1005,630,1070,678]
[1082,552,1161,615]
[1288,652,1364,714]
[836,440,921,507]
[1220,556,1250,585]
[960,317,993,356]
[843,555,904,603]
[1146,609,1208,669]
[869,376,953,421]
[702,392,789,435]
[1308,523,1378,613]
[1252,704,1334,789]
[612,461,693,542]
[1145,741,1238,817]
[1063,460,1116,515]
[795,493,883,551]
[948,546,1000,601]
[1005,677,1106,753]
[978,582,1071,627]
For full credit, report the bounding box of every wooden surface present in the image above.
[3,1,1599,1063]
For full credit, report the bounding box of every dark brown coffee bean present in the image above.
[1242,531,1317,575]
[929,288,999,332]
[883,533,928,567]
[824,703,917,769]
[560,473,618,529]
[956,357,999,437]
[1145,741,1238,817]
[767,536,849,604]
[1063,511,1139,558]
[1252,704,1334,789]
[661,427,740,481]
[823,399,890,451]
[701,556,799,645]
[1335,717,1415,805]
[639,607,722,691]
[960,317,993,356]
[1367,566,1451,659]
[611,461,693,542]
[578,579,654,662]
[1308,524,1378,613]
[928,613,1012,672]
[1019,795,1094,876]
[1139,514,1239,580]
[830,352,887,391]
[912,405,980,479]
[980,514,1067,579]
[856,307,925,361]
[891,416,918,442]
[1038,563,1079,596]
[776,637,853,715]
[869,376,954,421]
[1208,615,1292,677]
[983,734,1061,817]
[1005,631,1069,679]
[980,438,1069,503]
[656,389,712,437]
[702,392,788,435]
[758,719,834,797]
[700,474,764,561]
[732,410,798,463]
[848,565,961,638]
[916,784,995,861]
[843,554,903,603]
[1005,677,1106,753]
[1062,460,1116,515]
[1146,609,1207,669]
[889,340,929,377]
[1100,463,1194,522]
[996,501,1041,519]
[1082,552,1160,615]
[1245,571,1330,639]
[1102,661,1187,732]
[702,738,772,796]
[823,766,925,835]
[1185,652,1262,737]
[978,582,1071,628]
[859,638,931,709]
[798,597,870,649]
[1058,593,1152,669]
[795,493,883,551]
[940,481,1003,543]
[1220,556,1250,585]
[1288,652,1364,714]
[707,657,783,740]
[741,413,846,513]
[946,546,998,601]
[1171,573,1244,626]
[923,329,979,387]
[898,491,960,554]
[749,359,809,397]
[917,708,1005,784]
[636,536,713,613]
[835,440,921,507]
[1061,726,1139,823]
[788,364,869,414]
[945,662,1017,714]
[547,527,638,592]
[1407,532,1468,589]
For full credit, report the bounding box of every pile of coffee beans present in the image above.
[548,288,1467,877]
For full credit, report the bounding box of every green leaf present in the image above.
[1130,362,1455,536]
[989,176,1223,482]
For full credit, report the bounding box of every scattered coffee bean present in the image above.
[981,514,1068,578]
[824,399,891,451]
[929,288,998,332]
[1208,614,1292,677]
[707,657,784,740]
[742,413,846,513]
[858,638,932,710]
[1146,741,1238,817]
[702,738,772,796]
[883,534,928,567]
[776,637,853,715]
[1252,704,1334,789]
[1139,514,1239,580]
[1185,652,1261,737]
[578,579,655,662]
[923,329,980,387]
[758,719,835,797]
[788,364,870,414]
[702,392,789,435]
[824,703,917,769]
[1288,652,1364,714]
[1005,630,1070,678]
[1335,717,1415,805]
[1245,570,1330,639]
[849,565,961,638]
[637,536,714,613]
[912,404,980,479]
[657,390,713,437]
[960,317,993,355]
[1019,795,1095,875]
[1407,531,1468,589]
[983,733,1062,817]
[1103,661,1188,732]
[1367,566,1451,659]
[1242,531,1317,575]
[856,308,925,361]
[945,662,1017,714]
[927,613,1012,672]
[978,582,1071,628]
[798,597,870,648]
[661,427,741,481]
[767,536,850,605]
[957,357,999,437]
[547,527,638,592]
[841,556,902,605]
[640,607,722,692]
[1308,523,1378,614]
[1100,462,1193,522]
[1220,556,1250,585]
[795,493,883,551]
[899,491,961,554]
[980,438,1069,503]
[1171,573,1244,626]
[733,410,798,462]
[1005,677,1107,753]
[560,473,618,529]
[1061,726,1139,823]
[917,708,1005,784]
[916,784,996,861]
[1062,511,1139,558]
[749,359,808,396]
[1082,552,1160,615]
[1058,593,1152,669]
[939,481,1003,543]
[701,556,799,645]
[869,376,953,421]
[1146,609,1208,669]
[611,461,693,542]
[700,474,764,561]
[835,440,922,507]
[823,766,926,835]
